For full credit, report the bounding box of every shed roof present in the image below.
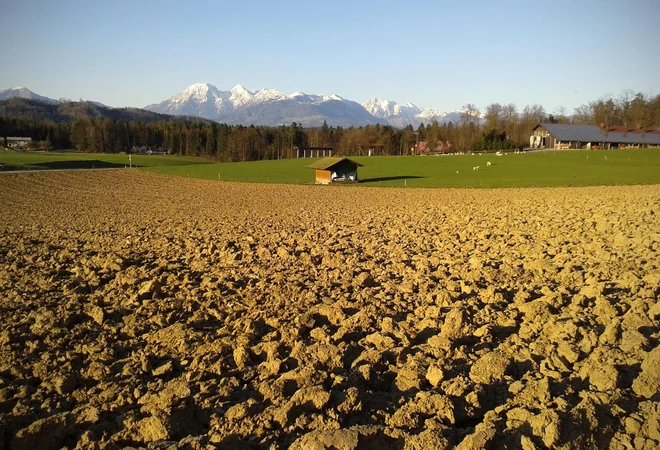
[536,123,660,145]
[305,157,363,170]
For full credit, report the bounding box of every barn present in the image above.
[306,157,363,184]
[531,123,660,150]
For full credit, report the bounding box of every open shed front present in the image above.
[306,157,363,185]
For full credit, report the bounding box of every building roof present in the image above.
[305,157,363,170]
[536,123,660,145]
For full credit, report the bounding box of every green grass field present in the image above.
[143,148,660,188]
[0,150,207,171]
[2,148,659,188]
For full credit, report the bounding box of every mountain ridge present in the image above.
[0,84,480,128]
[144,83,384,127]
[0,97,213,124]
[0,87,57,104]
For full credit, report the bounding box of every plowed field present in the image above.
[1,171,659,450]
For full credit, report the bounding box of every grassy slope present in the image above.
[143,149,660,188]
[0,150,208,171]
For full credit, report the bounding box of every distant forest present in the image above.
[1,91,659,160]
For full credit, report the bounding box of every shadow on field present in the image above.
[361,175,425,183]
[33,160,127,170]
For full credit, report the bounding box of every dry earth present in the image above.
[0,171,659,450]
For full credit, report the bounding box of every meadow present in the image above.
[0,150,207,171]
[144,148,660,188]
[1,148,659,188]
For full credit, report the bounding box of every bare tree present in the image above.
[485,103,503,130]
[573,104,592,124]
[501,103,519,142]
[458,104,480,152]
[521,104,546,143]
[589,95,619,126]
[553,106,568,124]
[617,90,635,126]
[522,104,546,123]
[461,103,480,126]
[630,92,650,126]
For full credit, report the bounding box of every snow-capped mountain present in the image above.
[363,99,417,127]
[228,84,256,107]
[0,83,483,128]
[362,97,475,127]
[146,83,383,127]
[146,83,234,118]
[363,98,422,121]
[0,87,57,104]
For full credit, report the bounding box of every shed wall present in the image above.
[315,170,332,184]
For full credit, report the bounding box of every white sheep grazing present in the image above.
[487,161,492,166]
[473,166,480,171]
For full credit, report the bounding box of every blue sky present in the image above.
[1,0,659,112]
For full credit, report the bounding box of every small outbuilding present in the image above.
[306,157,363,184]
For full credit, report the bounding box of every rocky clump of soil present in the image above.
[0,170,658,449]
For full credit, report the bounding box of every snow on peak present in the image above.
[363,97,399,117]
[0,86,57,103]
[144,82,473,127]
[175,83,222,103]
[230,84,251,95]
[363,98,423,119]
[251,88,289,104]
[0,86,29,94]
[417,108,448,119]
[229,84,256,107]
[183,82,217,94]
[289,92,324,103]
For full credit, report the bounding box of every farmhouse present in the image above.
[5,137,32,149]
[531,123,660,150]
[306,157,363,184]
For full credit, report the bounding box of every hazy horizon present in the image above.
[2,0,659,113]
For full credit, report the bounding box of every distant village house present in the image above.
[417,140,453,154]
[5,137,32,149]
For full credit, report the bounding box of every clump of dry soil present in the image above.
[0,171,659,449]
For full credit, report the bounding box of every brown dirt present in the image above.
[0,170,659,450]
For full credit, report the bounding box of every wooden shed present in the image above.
[306,157,363,185]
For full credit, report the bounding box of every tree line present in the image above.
[1,90,658,160]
